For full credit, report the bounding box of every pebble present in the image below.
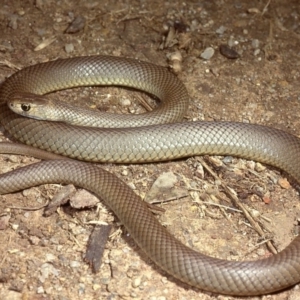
[254,48,260,56]
[255,162,266,172]
[93,284,101,291]
[8,14,18,30]
[70,225,85,236]
[278,178,291,189]
[167,50,182,73]
[24,211,33,220]
[263,195,271,204]
[65,15,86,33]
[29,236,40,245]
[45,253,56,262]
[0,40,14,52]
[22,188,41,198]
[250,209,260,218]
[120,98,131,106]
[208,156,223,167]
[223,156,233,164]
[219,44,240,59]
[64,43,74,53]
[132,277,142,288]
[215,25,226,35]
[200,47,215,60]
[70,260,81,268]
[246,161,255,170]
[153,172,177,189]
[121,168,129,176]
[11,224,19,230]
[127,182,136,190]
[251,39,260,48]
[161,277,168,284]
[0,215,10,230]
[37,286,44,294]
[228,36,237,47]
[70,189,99,208]
[130,292,138,298]
[8,155,19,163]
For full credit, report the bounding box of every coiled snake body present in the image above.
[1,56,300,296]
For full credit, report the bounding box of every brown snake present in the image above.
[1,55,300,296]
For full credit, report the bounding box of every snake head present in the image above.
[8,92,56,121]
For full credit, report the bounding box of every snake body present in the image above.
[1,55,300,295]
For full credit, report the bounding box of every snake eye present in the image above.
[21,104,31,112]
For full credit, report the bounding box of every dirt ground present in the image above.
[0,0,300,299]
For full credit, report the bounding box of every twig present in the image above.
[201,201,242,213]
[196,156,278,254]
[245,238,273,256]
[0,234,11,268]
[136,94,155,112]
[7,200,49,211]
[261,0,271,16]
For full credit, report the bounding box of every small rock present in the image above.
[251,39,260,48]
[246,161,255,170]
[64,43,74,53]
[263,196,271,204]
[11,224,19,230]
[39,263,59,282]
[152,172,177,189]
[45,253,56,262]
[84,1,99,9]
[121,169,129,176]
[145,172,187,203]
[254,49,260,56]
[227,36,237,48]
[65,15,86,33]
[8,14,18,30]
[22,188,41,198]
[200,47,215,60]
[250,208,260,217]
[37,286,44,294]
[208,156,223,167]
[223,156,233,164]
[0,215,10,230]
[215,25,226,35]
[70,190,99,208]
[161,277,168,284]
[255,162,266,172]
[219,44,240,59]
[8,155,19,163]
[127,182,136,190]
[29,236,40,245]
[92,284,101,291]
[170,51,184,73]
[120,98,131,106]
[70,260,81,268]
[132,277,141,288]
[0,41,14,52]
[278,178,291,189]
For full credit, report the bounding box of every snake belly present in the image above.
[1,55,300,296]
